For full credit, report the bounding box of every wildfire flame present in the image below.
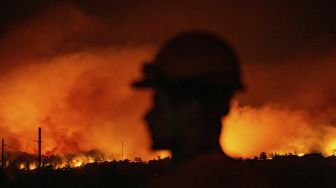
[8,150,171,170]
[221,102,336,158]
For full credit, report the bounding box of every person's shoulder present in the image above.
[148,151,270,188]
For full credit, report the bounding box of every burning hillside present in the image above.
[3,150,106,170]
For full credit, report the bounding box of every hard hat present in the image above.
[133,31,244,91]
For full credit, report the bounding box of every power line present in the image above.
[38,127,41,169]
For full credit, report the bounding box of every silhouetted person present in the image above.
[133,31,267,187]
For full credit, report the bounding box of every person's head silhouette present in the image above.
[133,31,244,164]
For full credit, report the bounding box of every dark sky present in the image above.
[1,0,335,61]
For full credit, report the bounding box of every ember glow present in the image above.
[0,3,335,163]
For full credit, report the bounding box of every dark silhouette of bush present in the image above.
[1,155,336,188]
[259,152,267,160]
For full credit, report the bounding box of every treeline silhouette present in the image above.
[1,152,336,187]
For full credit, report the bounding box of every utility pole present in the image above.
[1,139,4,168]
[38,127,41,169]
[121,141,123,161]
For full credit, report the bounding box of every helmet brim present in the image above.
[132,63,169,89]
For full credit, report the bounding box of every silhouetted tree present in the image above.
[259,152,267,160]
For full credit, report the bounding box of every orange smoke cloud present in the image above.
[1,48,335,160]
[222,47,336,158]
[0,5,171,160]
[0,47,160,159]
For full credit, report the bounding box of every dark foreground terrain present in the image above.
[1,154,336,188]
